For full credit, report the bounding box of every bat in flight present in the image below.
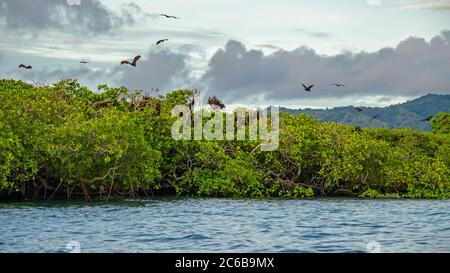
[369,115,379,122]
[302,84,314,92]
[208,96,226,110]
[156,39,168,45]
[421,115,433,122]
[121,55,142,67]
[19,64,32,69]
[158,14,180,19]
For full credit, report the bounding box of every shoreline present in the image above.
[2,191,449,203]
[1,79,449,201]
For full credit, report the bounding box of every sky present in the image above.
[0,0,449,108]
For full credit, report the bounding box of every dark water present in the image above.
[0,198,449,253]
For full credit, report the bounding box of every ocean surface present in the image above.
[1,198,449,253]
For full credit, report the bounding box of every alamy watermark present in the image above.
[66,0,81,5]
[66,240,81,253]
[366,241,382,253]
[171,103,280,152]
[366,0,381,6]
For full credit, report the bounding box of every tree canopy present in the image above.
[1,79,449,201]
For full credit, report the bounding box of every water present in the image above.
[0,198,449,253]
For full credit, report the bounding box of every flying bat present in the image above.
[159,14,179,19]
[121,55,142,67]
[302,84,314,92]
[369,115,379,122]
[156,39,168,45]
[421,115,433,122]
[208,96,225,110]
[19,64,32,69]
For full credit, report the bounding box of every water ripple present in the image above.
[0,198,449,253]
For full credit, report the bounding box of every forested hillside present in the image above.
[281,94,450,131]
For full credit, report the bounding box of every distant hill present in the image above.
[281,94,450,131]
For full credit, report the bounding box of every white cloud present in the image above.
[201,31,450,104]
[118,49,191,92]
[401,0,450,11]
[0,0,149,35]
[1,1,450,108]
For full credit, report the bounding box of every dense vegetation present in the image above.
[1,79,449,201]
[281,94,450,131]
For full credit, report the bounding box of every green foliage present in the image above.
[432,112,450,135]
[0,79,449,200]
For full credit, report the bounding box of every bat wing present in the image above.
[19,64,32,69]
[132,55,141,64]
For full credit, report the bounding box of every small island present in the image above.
[1,79,449,201]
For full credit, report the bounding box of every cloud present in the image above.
[0,39,193,92]
[293,29,334,39]
[8,66,113,86]
[147,28,226,44]
[0,0,147,35]
[201,31,450,103]
[255,44,282,50]
[2,25,450,107]
[117,49,191,92]
[401,0,450,11]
